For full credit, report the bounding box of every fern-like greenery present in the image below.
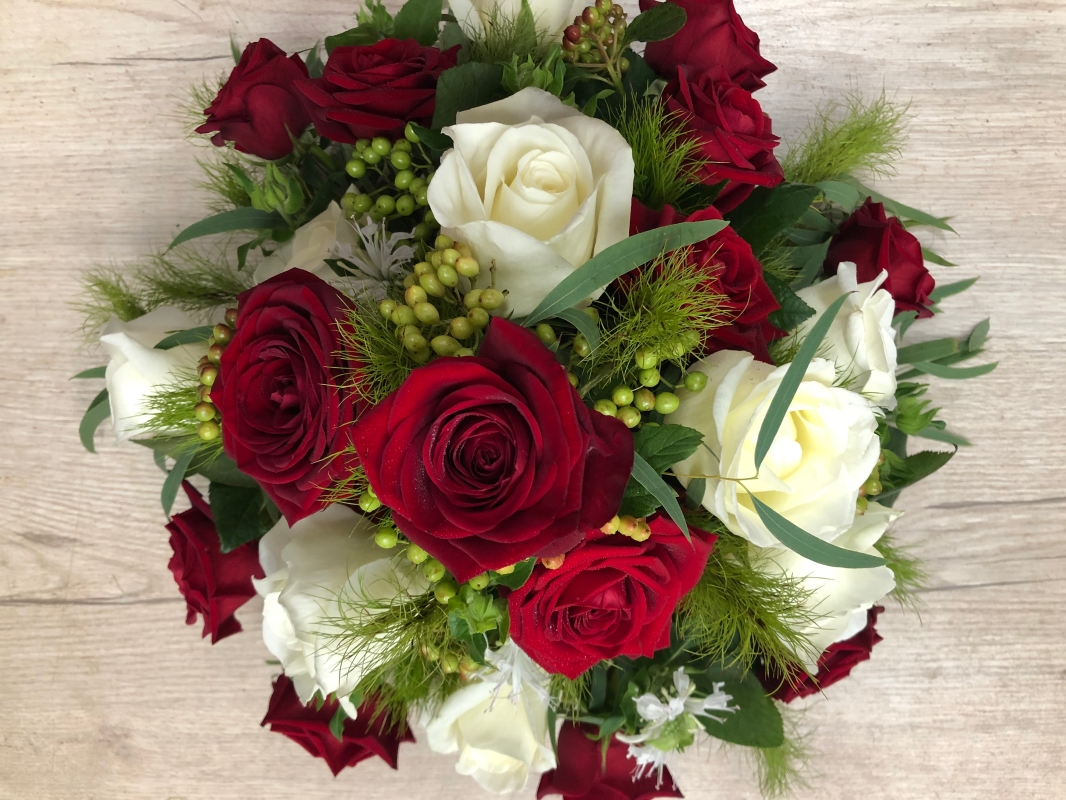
[337,294,418,406]
[781,92,909,186]
[877,531,928,612]
[745,706,814,799]
[608,100,707,212]
[549,671,592,720]
[78,269,148,334]
[467,3,547,64]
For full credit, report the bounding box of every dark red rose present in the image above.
[195,39,311,161]
[825,199,936,317]
[262,675,414,775]
[639,0,775,92]
[628,200,782,362]
[166,481,262,644]
[296,38,458,143]
[662,65,782,213]
[762,606,885,703]
[351,318,633,583]
[538,722,683,800]
[509,517,715,679]
[215,269,362,524]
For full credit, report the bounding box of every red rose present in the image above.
[509,517,715,679]
[166,481,262,644]
[639,0,775,92]
[195,39,311,161]
[825,199,936,317]
[351,318,632,583]
[537,722,683,800]
[296,39,458,143]
[215,269,362,524]
[762,606,885,703]
[629,200,782,362]
[662,65,782,213]
[262,675,414,775]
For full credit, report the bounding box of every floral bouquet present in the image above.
[76,0,995,795]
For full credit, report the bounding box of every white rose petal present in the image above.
[756,501,900,670]
[449,0,586,40]
[796,262,898,408]
[99,306,207,441]
[253,504,427,717]
[253,201,362,285]
[428,88,633,316]
[423,678,555,794]
[671,350,880,548]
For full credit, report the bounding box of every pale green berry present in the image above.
[431,335,461,356]
[374,526,399,548]
[655,392,680,415]
[413,302,440,325]
[405,285,428,306]
[617,406,642,428]
[635,348,658,369]
[684,371,708,393]
[535,324,557,345]
[406,543,429,564]
[638,368,661,387]
[634,388,656,411]
[611,386,634,407]
[594,399,618,416]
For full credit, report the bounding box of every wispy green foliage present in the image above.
[608,100,707,212]
[675,517,819,676]
[467,3,547,64]
[78,269,148,334]
[781,92,909,186]
[338,295,418,406]
[197,156,255,212]
[138,247,251,315]
[180,75,223,136]
[877,532,928,612]
[549,671,592,720]
[140,375,205,442]
[744,706,813,799]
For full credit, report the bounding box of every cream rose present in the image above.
[795,261,898,408]
[253,200,362,285]
[449,0,586,40]
[756,501,899,671]
[427,87,634,316]
[671,350,880,548]
[99,306,207,441]
[423,642,555,794]
[253,504,427,718]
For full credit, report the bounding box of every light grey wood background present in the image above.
[1,0,1064,797]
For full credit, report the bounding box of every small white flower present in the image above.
[480,638,553,706]
[339,217,417,289]
[626,743,672,788]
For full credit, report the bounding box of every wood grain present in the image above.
[1,0,1064,797]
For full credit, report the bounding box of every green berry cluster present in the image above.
[377,234,504,363]
[193,308,238,442]
[340,123,438,240]
[591,346,709,428]
[562,0,630,77]
[856,452,887,513]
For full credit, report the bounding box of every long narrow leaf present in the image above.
[896,337,959,365]
[843,177,956,233]
[754,293,850,470]
[79,389,110,453]
[524,221,726,325]
[929,277,978,303]
[161,449,196,518]
[554,307,600,351]
[914,424,971,446]
[168,208,288,251]
[909,360,997,379]
[630,453,689,541]
[751,496,886,569]
[72,366,107,380]
[155,326,214,350]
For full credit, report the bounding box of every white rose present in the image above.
[253,201,362,285]
[98,306,207,441]
[671,350,880,548]
[795,261,898,408]
[427,87,634,316]
[253,504,427,718]
[756,501,899,671]
[449,0,586,40]
[423,651,555,794]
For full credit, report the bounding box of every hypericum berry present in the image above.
[582,6,601,26]
[638,367,661,387]
[212,323,233,344]
[573,334,591,358]
[463,289,482,309]
[430,335,461,356]
[437,264,459,287]
[395,195,416,216]
[390,150,412,170]
[478,288,505,310]
[224,307,238,327]
[593,398,617,416]
[197,420,221,441]
[358,491,382,512]
[405,285,428,306]
[535,323,557,345]
[684,371,708,393]
[568,372,580,388]
[600,515,620,535]
[455,256,480,278]
[422,559,446,583]
[635,348,658,369]
[434,579,458,604]
[374,195,396,215]
[413,302,440,325]
[419,272,446,297]
[468,307,490,328]
[207,344,225,365]
[345,158,367,178]
[199,365,218,387]
[404,122,420,143]
[611,386,634,407]
[353,193,374,213]
[403,331,428,353]
[194,402,216,422]
[616,406,642,428]
[541,554,565,570]
[374,526,399,548]
[390,305,416,326]
[406,543,429,564]
[392,139,412,154]
[454,348,475,357]
[655,392,680,415]
[362,148,382,165]
[617,515,639,538]
[435,234,454,250]
[633,388,656,411]
[440,248,460,266]
[371,136,392,156]
[449,316,474,340]
[467,573,490,591]
[564,24,581,42]
[355,138,371,152]
[495,563,516,575]
[413,261,433,277]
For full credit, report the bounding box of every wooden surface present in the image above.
[1,1,1064,797]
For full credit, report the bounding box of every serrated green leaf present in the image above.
[908,360,997,379]
[914,424,971,446]
[168,208,288,251]
[691,662,783,748]
[79,389,110,453]
[328,704,347,742]
[788,240,831,290]
[209,482,274,551]
[750,495,886,569]
[393,0,443,45]
[524,221,726,326]
[161,449,195,518]
[754,293,849,470]
[764,272,815,331]
[725,183,821,255]
[72,366,107,380]
[625,0,686,43]
[893,310,918,337]
[630,453,689,538]
[633,424,704,474]
[881,448,955,497]
[554,307,600,351]
[896,337,959,365]
[431,63,505,129]
[154,326,214,350]
[929,277,978,303]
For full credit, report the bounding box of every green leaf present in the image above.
[842,177,956,233]
[797,207,837,233]
[409,123,452,152]
[161,449,196,518]
[691,662,783,748]
[79,389,110,453]
[305,42,324,79]
[683,477,706,510]
[724,183,821,255]
[929,277,978,303]
[581,88,615,118]
[896,337,959,365]
[908,360,997,380]
[524,220,726,325]
[325,26,381,53]
[431,63,505,129]
[448,612,489,663]
[393,0,443,46]
[229,35,242,64]
[782,226,828,246]
[618,480,660,520]
[750,495,886,569]
[625,1,686,43]
[554,307,600,351]
[921,246,955,267]
[168,208,288,251]
[754,293,849,470]
[154,326,214,350]
[788,240,831,290]
[894,310,918,338]
[967,318,990,351]
[72,366,107,380]
[328,704,347,742]
[209,483,275,551]
[764,272,815,331]
[881,448,955,497]
[914,424,970,446]
[491,558,536,590]
[816,180,862,211]
[633,424,704,474]
[630,453,689,539]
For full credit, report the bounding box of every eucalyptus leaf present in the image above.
[72,366,107,380]
[842,177,956,233]
[967,318,990,351]
[683,477,706,510]
[154,326,214,350]
[896,337,959,365]
[161,449,196,518]
[168,208,288,251]
[554,307,600,351]
[908,360,997,379]
[816,180,862,211]
[750,495,886,569]
[929,277,978,303]
[630,453,689,539]
[921,246,955,267]
[79,389,110,454]
[328,704,347,742]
